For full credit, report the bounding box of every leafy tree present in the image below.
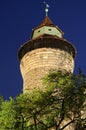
[0,70,86,130]
[0,97,16,130]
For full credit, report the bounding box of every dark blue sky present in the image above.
[0,0,86,99]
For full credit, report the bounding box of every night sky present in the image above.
[0,0,86,99]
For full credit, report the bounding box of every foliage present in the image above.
[0,70,86,130]
[0,97,16,130]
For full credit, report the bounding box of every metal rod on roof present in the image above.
[44,1,50,16]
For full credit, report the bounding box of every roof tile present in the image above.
[38,16,54,27]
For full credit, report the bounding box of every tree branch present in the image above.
[61,119,74,130]
[56,99,65,129]
[33,114,37,130]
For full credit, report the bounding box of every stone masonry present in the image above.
[20,47,74,93]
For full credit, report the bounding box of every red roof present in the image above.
[38,16,54,27]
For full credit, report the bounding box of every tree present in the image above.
[0,70,86,130]
[0,97,16,130]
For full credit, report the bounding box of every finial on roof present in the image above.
[44,1,50,16]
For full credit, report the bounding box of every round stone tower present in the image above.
[18,16,76,93]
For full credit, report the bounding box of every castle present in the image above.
[18,7,76,93]
[18,4,77,130]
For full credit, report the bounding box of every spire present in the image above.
[44,1,50,17]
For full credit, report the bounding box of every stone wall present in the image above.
[20,47,74,93]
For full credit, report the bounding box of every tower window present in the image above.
[48,28,51,31]
[38,30,41,33]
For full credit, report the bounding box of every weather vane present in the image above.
[44,1,50,16]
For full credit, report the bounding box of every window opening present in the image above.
[48,28,51,31]
[38,30,40,33]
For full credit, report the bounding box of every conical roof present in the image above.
[38,16,54,27]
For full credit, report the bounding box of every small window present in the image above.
[38,30,40,33]
[48,28,51,31]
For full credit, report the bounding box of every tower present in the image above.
[18,7,76,93]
